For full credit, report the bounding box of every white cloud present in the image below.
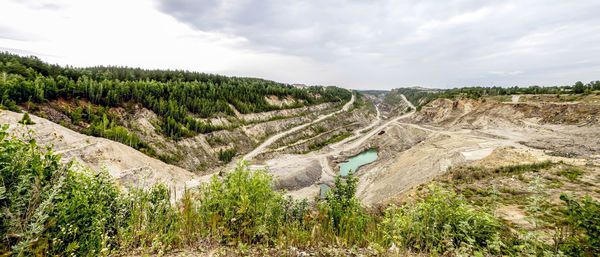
[1,0,600,89]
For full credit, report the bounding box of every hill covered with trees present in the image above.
[0,52,351,138]
[0,52,352,166]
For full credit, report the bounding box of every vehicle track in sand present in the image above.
[254,94,415,189]
[242,94,355,161]
[313,94,415,177]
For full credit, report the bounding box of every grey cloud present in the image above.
[10,0,64,10]
[156,0,600,88]
[0,25,38,41]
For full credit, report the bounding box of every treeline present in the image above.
[0,52,351,139]
[393,80,600,109]
[2,129,598,256]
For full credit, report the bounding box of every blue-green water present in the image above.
[339,149,378,176]
[320,184,330,198]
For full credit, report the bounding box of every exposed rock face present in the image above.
[272,157,322,191]
[0,110,210,199]
[28,98,338,174]
[412,98,600,128]
[349,96,600,204]
[409,98,600,156]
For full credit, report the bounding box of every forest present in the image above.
[393,81,600,109]
[0,52,351,143]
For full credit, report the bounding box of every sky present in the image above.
[1,0,599,90]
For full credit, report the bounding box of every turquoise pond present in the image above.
[320,149,379,198]
[320,184,330,198]
[339,149,378,176]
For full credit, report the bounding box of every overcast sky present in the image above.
[1,0,599,89]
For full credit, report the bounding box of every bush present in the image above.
[197,162,307,244]
[0,125,122,256]
[560,194,600,256]
[118,185,179,252]
[19,112,35,125]
[380,185,503,255]
[318,173,371,246]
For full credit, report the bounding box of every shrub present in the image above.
[19,112,35,125]
[380,185,503,255]
[0,125,122,256]
[560,194,600,256]
[317,173,371,246]
[196,162,307,244]
[117,185,180,253]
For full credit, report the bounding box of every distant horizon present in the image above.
[2,51,592,92]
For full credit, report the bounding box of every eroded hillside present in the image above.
[0,52,353,174]
[349,93,600,205]
[0,110,210,199]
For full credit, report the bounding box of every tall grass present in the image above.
[380,186,503,255]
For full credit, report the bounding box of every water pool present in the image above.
[339,149,378,176]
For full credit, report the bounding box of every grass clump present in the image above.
[447,161,555,183]
[556,168,584,181]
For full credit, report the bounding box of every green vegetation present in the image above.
[446,161,555,183]
[2,128,599,256]
[436,161,600,257]
[306,132,352,152]
[19,112,34,125]
[217,148,237,163]
[381,186,502,255]
[317,173,376,247]
[556,168,584,181]
[0,52,351,140]
[392,81,600,109]
[561,194,600,255]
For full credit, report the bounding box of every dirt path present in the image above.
[512,95,521,103]
[328,94,415,151]
[264,94,415,198]
[273,103,382,152]
[242,94,356,161]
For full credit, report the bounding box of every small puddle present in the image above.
[339,149,378,176]
[320,184,330,198]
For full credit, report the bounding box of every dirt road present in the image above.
[512,95,521,103]
[242,94,356,161]
[330,94,415,151]
[257,94,415,199]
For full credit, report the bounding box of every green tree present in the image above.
[19,112,35,125]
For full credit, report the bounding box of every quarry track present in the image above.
[242,94,356,161]
[261,95,600,204]
[257,94,416,199]
[8,91,596,205]
[329,94,415,151]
